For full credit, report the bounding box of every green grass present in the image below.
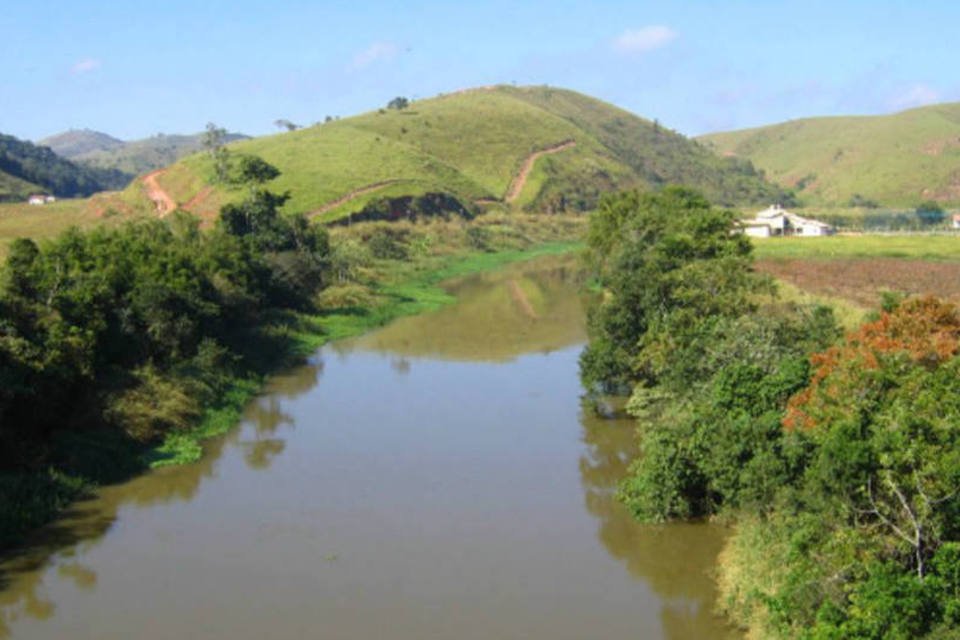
[122,85,783,222]
[0,197,150,259]
[751,234,960,261]
[773,278,868,329]
[700,101,960,206]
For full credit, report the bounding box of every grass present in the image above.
[773,278,867,329]
[0,196,150,259]
[700,101,960,206]
[751,234,960,261]
[115,85,781,222]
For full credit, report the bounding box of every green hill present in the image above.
[0,169,42,202]
[0,133,130,199]
[39,129,125,159]
[42,129,249,177]
[143,85,789,222]
[698,102,960,206]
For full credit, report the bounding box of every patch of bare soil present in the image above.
[142,170,176,216]
[756,258,960,308]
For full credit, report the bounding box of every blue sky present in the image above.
[2,0,957,141]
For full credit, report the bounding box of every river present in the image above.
[0,255,739,639]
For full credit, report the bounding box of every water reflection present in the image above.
[268,359,323,399]
[390,357,412,376]
[578,408,741,639]
[0,431,229,636]
[0,357,323,634]
[0,255,739,639]
[348,256,589,361]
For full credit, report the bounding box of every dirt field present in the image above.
[756,258,960,309]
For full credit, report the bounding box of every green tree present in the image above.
[273,119,299,132]
[387,96,410,110]
[916,200,946,226]
[236,155,280,187]
[580,186,764,394]
[202,122,230,183]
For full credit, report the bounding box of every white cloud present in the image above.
[350,42,399,70]
[612,26,677,55]
[890,83,940,110]
[70,58,101,74]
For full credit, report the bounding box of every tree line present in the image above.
[0,133,131,198]
[0,158,329,544]
[581,187,960,639]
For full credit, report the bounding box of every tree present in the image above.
[273,119,299,132]
[387,96,410,110]
[783,297,960,578]
[916,200,946,226]
[202,122,230,183]
[236,155,280,186]
[579,187,764,394]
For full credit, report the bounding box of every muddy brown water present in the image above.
[0,256,740,639]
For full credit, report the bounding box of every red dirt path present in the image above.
[504,140,576,203]
[142,170,176,216]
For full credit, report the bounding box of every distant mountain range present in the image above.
[40,129,250,177]
[699,102,960,206]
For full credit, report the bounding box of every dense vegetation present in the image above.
[0,149,589,547]
[699,100,960,206]
[142,85,790,223]
[581,188,960,638]
[0,161,329,545]
[0,133,130,199]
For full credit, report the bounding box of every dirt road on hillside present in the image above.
[310,180,401,217]
[504,140,576,203]
[142,170,176,216]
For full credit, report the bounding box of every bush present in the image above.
[367,226,410,260]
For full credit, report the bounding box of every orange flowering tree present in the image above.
[784,296,960,432]
[782,297,960,581]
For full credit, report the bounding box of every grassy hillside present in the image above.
[42,129,249,177]
[699,102,960,206]
[137,85,788,222]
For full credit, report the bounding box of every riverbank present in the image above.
[0,254,738,640]
[147,238,584,468]
[0,220,584,550]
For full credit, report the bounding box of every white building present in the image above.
[27,194,56,205]
[742,204,834,237]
